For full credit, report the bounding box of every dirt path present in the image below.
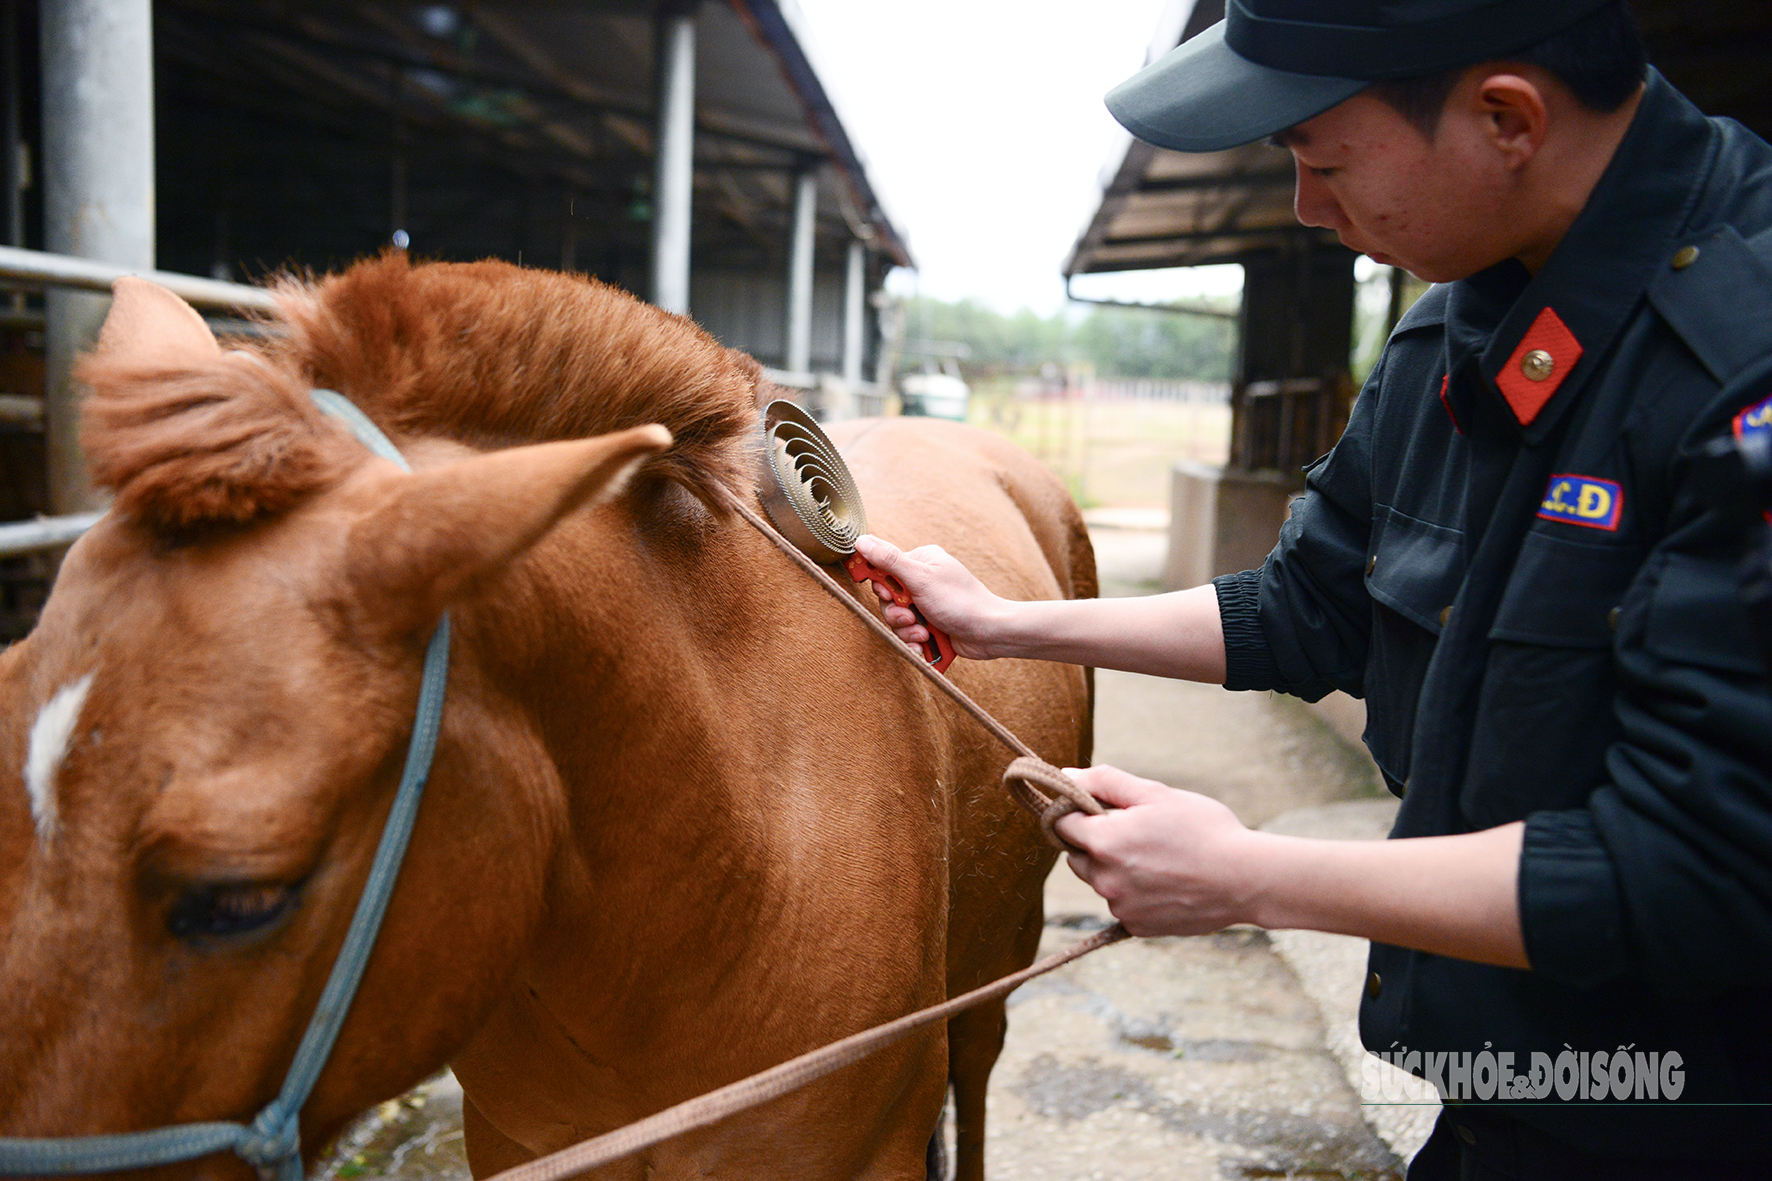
[317,524,1422,1181]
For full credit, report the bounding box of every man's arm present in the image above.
[1055,765,1530,969]
[852,534,1228,683]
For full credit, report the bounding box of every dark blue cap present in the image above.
[1108,0,1617,153]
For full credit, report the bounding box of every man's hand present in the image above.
[1051,763,1530,968]
[852,534,1013,660]
[1053,765,1263,936]
[852,535,1229,679]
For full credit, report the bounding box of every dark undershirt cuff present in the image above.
[1519,809,1631,989]
[1214,569,1282,691]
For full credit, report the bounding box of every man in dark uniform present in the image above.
[855,1,1772,1175]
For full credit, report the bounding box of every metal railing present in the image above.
[0,246,278,558]
[0,244,277,310]
[0,511,104,559]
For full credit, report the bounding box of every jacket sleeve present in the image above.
[1519,373,1772,997]
[1214,364,1379,703]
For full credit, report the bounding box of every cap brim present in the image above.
[1106,22,1368,153]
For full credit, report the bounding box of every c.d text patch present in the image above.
[1538,474,1623,531]
[1735,393,1772,441]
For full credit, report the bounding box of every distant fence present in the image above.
[1085,378,1230,403]
[1015,376,1230,404]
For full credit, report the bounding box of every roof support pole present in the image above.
[842,238,866,384]
[4,0,24,253]
[40,0,154,513]
[389,67,409,249]
[785,167,816,375]
[651,0,696,315]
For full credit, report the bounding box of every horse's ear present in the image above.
[96,277,222,367]
[344,425,672,635]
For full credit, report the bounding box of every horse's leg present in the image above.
[925,1092,949,1181]
[461,1090,536,1179]
[947,1000,1007,1181]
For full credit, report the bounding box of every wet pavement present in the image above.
[317,521,1429,1180]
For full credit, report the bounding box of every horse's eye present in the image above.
[168,882,300,939]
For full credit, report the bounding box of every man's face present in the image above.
[1277,85,1519,283]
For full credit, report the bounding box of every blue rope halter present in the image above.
[0,391,451,1181]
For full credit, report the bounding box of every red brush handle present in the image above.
[844,554,956,673]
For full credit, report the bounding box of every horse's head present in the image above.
[0,275,676,1169]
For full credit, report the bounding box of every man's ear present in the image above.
[1474,72,1550,170]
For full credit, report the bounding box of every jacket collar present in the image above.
[1442,69,1721,444]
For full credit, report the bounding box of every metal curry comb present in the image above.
[757,399,955,673]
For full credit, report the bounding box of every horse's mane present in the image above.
[78,252,765,529]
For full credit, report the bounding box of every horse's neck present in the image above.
[467,484,802,947]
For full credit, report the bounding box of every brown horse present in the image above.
[0,255,1094,1180]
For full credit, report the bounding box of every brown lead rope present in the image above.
[482,924,1128,1181]
[480,490,1122,1181]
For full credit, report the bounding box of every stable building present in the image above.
[0,0,911,636]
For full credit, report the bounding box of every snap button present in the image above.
[1521,349,1556,382]
[1457,1123,1478,1146]
[1671,245,1701,270]
[1366,971,1382,999]
[1366,554,1377,576]
[1608,606,1621,631]
[1438,605,1452,627]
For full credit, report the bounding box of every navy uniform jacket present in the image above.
[1215,70,1772,1156]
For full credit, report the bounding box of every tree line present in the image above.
[899,295,1235,382]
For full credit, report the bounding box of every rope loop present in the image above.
[1002,756,1107,852]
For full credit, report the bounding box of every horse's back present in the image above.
[826,416,1096,606]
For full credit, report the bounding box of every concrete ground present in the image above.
[978,523,1432,1181]
[318,522,1434,1181]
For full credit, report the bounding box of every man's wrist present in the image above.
[976,595,1041,660]
[1232,831,1292,930]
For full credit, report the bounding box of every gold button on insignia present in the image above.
[1438,605,1452,627]
[1671,245,1700,270]
[1521,349,1556,382]
[1366,971,1382,999]
[1608,606,1622,631]
[1366,554,1377,577]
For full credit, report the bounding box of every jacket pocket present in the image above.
[1463,530,1641,825]
[1640,552,1765,678]
[1489,529,1643,648]
[1362,506,1466,789]
[1366,506,1466,635]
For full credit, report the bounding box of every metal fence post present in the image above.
[651,0,696,315]
[842,239,866,385]
[785,168,816,375]
[40,0,155,513]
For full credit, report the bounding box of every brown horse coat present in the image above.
[0,255,1094,1180]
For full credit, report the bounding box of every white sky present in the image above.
[791,0,1246,316]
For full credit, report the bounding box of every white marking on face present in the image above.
[24,674,95,842]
